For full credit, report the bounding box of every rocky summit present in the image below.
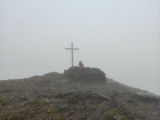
[0,67,160,120]
[64,67,106,82]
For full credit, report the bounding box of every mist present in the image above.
[0,1,160,95]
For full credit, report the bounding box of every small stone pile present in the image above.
[64,67,106,82]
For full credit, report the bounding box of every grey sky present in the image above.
[0,0,160,95]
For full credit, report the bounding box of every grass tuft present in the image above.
[50,106,64,120]
[105,109,128,120]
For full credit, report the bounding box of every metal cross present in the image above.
[65,42,79,67]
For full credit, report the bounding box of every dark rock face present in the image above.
[64,67,106,82]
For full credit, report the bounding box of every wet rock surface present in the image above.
[0,69,160,120]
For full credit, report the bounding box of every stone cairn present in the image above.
[64,67,106,82]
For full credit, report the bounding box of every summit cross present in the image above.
[65,42,79,67]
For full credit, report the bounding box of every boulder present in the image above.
[134,92,159,103]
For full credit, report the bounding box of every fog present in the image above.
[0,1,160,95]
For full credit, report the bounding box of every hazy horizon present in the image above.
[0,1,160,95]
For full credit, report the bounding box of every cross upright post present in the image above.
[71,42,73,67]
[65,42,79,67]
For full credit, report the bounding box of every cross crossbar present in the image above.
[65,48,79,50]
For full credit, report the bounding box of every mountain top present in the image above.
[64,67,106,82]
[0,67,160,120]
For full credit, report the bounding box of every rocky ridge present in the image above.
[0,67,160,120]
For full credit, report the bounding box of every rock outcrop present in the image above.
[64,67,106,82]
